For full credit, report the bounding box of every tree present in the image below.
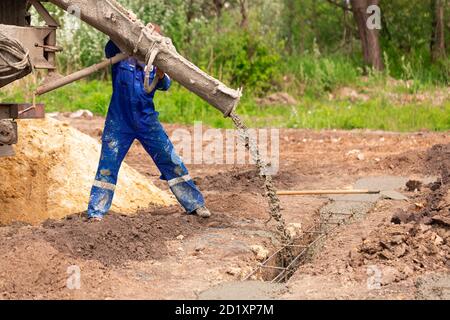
[239,0,248,29]
[326,0,384,70]
[350,0,384,70]
[213,0,225,18]
[431,0,446,61]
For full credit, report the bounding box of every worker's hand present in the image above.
[156,68,165,80]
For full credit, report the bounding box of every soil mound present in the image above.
[349,143,450,274]
[0,118,174,225]
[380,143,450,176]
[40,210,203,266]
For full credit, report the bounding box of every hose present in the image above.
[0,31,32,81]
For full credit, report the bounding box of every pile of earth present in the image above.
[348,143,450,279]
[349,223,448,274]
[38,206,233,266]
[379,143,450,176]
[0,118,174,225]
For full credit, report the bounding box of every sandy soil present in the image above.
[0,114,448,300]
[0,118,173,225]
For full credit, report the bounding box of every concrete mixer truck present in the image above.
[0,0,241,156]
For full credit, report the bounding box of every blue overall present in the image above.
[87,40,205,218]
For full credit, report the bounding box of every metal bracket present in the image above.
[0,103,45,119]
[0,103,45,157]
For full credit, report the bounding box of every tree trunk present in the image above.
[284,0,295,53]
[342,6,354,54]
[185,0,196,44]
[350,0,384,71]
[213,0,224,18]
[213,0,225,31]
[431,0,446,61]
[239,0,248,29]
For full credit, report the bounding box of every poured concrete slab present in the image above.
[324,176,411,220]
[331,176,409,203]
[381,190,409,201]
[198,281,286,300]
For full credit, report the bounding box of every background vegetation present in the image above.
[1,0,449,131]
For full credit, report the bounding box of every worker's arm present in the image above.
[155,68,171,91]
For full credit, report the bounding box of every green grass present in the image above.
[1,80,449,132]
[0,80,113,115]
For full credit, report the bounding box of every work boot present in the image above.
[194,206,211,218]
[88,215,104,223]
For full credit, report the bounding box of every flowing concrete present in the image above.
[324,176,413,221]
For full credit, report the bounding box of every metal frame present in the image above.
[243,208,358,283]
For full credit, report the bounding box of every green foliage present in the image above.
[206,30,281,94]
[282,54,361,96]
[0,81,112,115]
[5,0,448,133]
[26,0,449,92]
[281,0,347,54]
[1,81,448,132]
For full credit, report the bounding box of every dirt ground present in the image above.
[0,113,448,300]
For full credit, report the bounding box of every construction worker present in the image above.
[87,33,211,221]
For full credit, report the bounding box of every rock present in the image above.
[286,223,302,239]
[379,249,395,260]
[335,87,370,102]
[391,210,412,224]
[176,235,185,241]
[431,215,450,227]
[390,234,405,245]
[346,149,365,161]
[226,267,241,276]
[256,92,298,106]
[195,245,205,252]
[406,180,422,192]
[433,234,444,246]
[46,112,59,118]
[381,266,401,286]
[346,149,361,156]
[250,245,270,261]
[402,266,414,277]
[69,109,94,119]
[392,243,407,257]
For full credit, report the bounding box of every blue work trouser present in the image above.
[87,122,205,218]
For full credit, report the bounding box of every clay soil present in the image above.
[0,114,448,299]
